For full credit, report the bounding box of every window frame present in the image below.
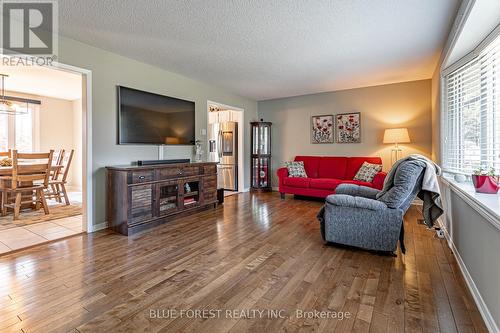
[441,25,500,175]
[0,104,39,152]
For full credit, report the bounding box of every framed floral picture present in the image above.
[336,112,361,143]
[311,115,334,144]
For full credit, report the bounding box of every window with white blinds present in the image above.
[443,33,500,174]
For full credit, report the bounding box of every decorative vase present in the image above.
[194,140,203,162]
[471,175,500,194]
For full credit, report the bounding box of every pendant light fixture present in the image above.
[0,74,28,115]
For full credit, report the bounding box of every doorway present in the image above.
[0,58,92,255]
[206,101,244,196]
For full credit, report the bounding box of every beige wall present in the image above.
[57,36,259,227]
[38,95,81,188]
[257,79,432,187]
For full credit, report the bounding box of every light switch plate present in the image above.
[201,128,207,135]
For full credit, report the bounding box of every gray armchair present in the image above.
[317,160,426,254]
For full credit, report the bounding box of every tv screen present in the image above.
[118,86,195,145]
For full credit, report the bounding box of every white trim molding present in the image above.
[438,218,499,333]
[440,176,500,231]
[49,61,93,233]
[90,221,108,232]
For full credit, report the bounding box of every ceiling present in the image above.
[0,62,82,100]
[59,0,460,100]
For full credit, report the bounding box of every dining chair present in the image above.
[45,149,74,205]
[49,149,65,203]
[0,150,10,209]
[0,150,54,220]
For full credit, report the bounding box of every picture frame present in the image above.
[336,112,361,143]
[311,115,334,144]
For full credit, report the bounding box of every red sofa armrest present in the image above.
[277,167,289,187]
[372,171,387,190]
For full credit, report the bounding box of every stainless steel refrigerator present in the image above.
[208,121,238,191]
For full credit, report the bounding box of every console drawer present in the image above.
[203,175,217,191]
[159,166,200,179]
[130,170,154,184]
[204,164,217,175]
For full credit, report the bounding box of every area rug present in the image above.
[0,202,83,231]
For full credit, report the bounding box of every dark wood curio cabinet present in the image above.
[250,120,272,191]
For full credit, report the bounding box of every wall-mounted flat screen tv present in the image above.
[118,86,195,145]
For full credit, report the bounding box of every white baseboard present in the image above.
[272,186,279,192]
[89,221,108,232]
[438,219,499,333]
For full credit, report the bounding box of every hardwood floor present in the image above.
[0,192,488,332]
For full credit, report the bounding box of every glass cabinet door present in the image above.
[158,182,179,215]
[258,157,270,188]
[252,125,259,155]
[252,157,259,188]
[259,124,270,155]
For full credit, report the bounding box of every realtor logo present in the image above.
[1,0,57,57]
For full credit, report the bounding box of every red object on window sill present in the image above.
[471,175,500,194]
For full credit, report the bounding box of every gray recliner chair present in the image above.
[317,160,426,254]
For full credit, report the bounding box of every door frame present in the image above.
[49,61,93,232]
[206,100,244,193]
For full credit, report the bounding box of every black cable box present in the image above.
[137,159,191,166]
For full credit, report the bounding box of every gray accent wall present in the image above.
[258,80,433,187]
[57,36,258,227]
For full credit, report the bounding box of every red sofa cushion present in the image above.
[318,157,348,179]
[283,177,311,188]
[294,156,321,178]
[309,178,342,190]
[345,157,383,180]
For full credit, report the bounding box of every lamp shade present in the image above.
[383,128,410,144]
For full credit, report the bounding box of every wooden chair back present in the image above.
[0,149,11,158]
[60,149,74,182]
[51,149,65,180]
[10,150,54,189]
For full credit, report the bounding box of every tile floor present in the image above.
[0,215,83,255]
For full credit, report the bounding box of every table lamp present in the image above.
[383,128,410,164]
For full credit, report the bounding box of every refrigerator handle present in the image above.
[218,130,223,158]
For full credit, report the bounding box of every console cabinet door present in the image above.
[157,180,180,216]
[128,184,154,225]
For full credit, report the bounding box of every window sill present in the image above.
[440,175,500,231]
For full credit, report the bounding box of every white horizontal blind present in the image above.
[443,34,500,174]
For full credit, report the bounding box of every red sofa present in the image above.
[277,156,386,199]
